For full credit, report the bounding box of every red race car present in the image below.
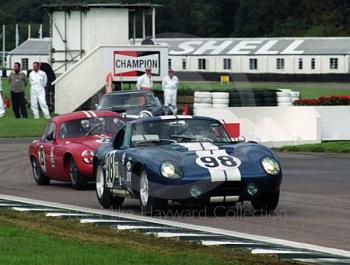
[29,110,124,190]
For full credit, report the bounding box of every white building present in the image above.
[160,38,350,75]
[6,38,50,70]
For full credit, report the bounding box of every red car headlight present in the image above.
[81,150,94,164]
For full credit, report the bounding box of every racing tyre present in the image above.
[68,157,86,190]
[95,165,124,209]
[139,170,167,214]
[31,157,50,185]
[251,190,280,212]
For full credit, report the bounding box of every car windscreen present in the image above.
[99,92,160,109]
[59,116,122,139]
[130,119,231,146]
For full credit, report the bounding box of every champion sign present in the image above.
[113,51,160,77]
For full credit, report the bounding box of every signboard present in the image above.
[104,46,168,82]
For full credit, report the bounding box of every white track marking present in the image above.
[149,232,219,238]
[202,241,262,246]
[80,219,137,224]
[0,203,24,207]
[2,194,350,259]
[12,207,62,212]
[114,225,166,230]
[46,213,95,217]
[294,258,350,264]
[251,248,310,255]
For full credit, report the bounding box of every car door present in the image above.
[105,124,132,188]
[38,122,56,177]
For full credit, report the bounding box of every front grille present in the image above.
[205,181,244,197]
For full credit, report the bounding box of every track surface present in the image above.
[0,138,349,251]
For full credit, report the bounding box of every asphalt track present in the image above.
[0,138,349,252]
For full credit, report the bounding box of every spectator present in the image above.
[29,62,50,119]
[136,67,153,90]
[9,62,28,118]
[141,33,155,45]
[0,76,5,117]
[162,69,179,114]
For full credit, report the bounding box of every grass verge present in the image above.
[276,141,350,153]
[0,209,298,265]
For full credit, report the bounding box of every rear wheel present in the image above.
[68,157,86,190]
[31,157,50,185]
[139,170,167,214]
[96,165,124,209]
[251,190,280,212]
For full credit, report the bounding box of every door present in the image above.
[38,122,57,177]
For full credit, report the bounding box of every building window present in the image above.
[198,58,207,70]
[21,58,29,70]
[249,58,258,70]
[298,58,303,70]
[168,59,172,69]
[182,58,187,70]
[330,58,338,69]
[311,58,316,70]
[223,58,231,70]
[276,58,285,70]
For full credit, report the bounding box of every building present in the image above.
[6,38,50,70]
[160,37,350,79]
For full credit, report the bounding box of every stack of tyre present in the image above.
[229,89,278,107]
[212,92,229,108]
[193,91,212,113]
[276,89,301,106]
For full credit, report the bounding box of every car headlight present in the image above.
[82,150,94,164]
[139,110,153,118]
[160,161,182,179]
[261,157,280,175]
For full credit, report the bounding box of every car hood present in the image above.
[101,105,164,116]
[129,142,278,177]
[62,135,112,150]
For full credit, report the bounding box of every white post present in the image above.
[133,12,136,45]
[39,24,43,39]
[28,24,31,39]
[142,10,146,39]
[2,25,5,68]
[152,7,156,40]
[15,24,19,47]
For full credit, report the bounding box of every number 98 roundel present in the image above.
[195,151,241,171]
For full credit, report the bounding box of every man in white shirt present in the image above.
[136,67,153,90]
[0,76,5,118]
[162,69,179,113]
[29,62,50,119]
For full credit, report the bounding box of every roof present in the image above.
[156,37,350,56]
[42,3,161,11]
[51,111,119,124]
[8,38,50,56]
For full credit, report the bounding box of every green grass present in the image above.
[0,209,297,265]
[277,141,350,153]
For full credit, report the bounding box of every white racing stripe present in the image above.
[89,111,97,118]
[225,168,241,181]
[209,170,226,182]
[210,197,224,203]
[225,196,239,203]
[82,111,91,118]
[202,240,261,246]
[12,207,62,212]
[80,219,137,224]
[46,213,95,217]
[251,248,310,255]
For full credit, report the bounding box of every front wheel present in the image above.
[31,157,50,185]
[251,190,280,212]
[96,165,124,209]
[69,157,86,190]
[139,170,167,214]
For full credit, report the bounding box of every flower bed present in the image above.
[293,96,350,106]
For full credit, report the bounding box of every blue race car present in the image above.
[93,116,282,213]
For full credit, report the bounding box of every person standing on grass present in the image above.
[136,67,153,90]
[9,62,28,118]
[0,76,5,118]
[162,69,179,114]
[29,62,50,119]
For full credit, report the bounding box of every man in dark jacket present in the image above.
[9,62,28,118]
